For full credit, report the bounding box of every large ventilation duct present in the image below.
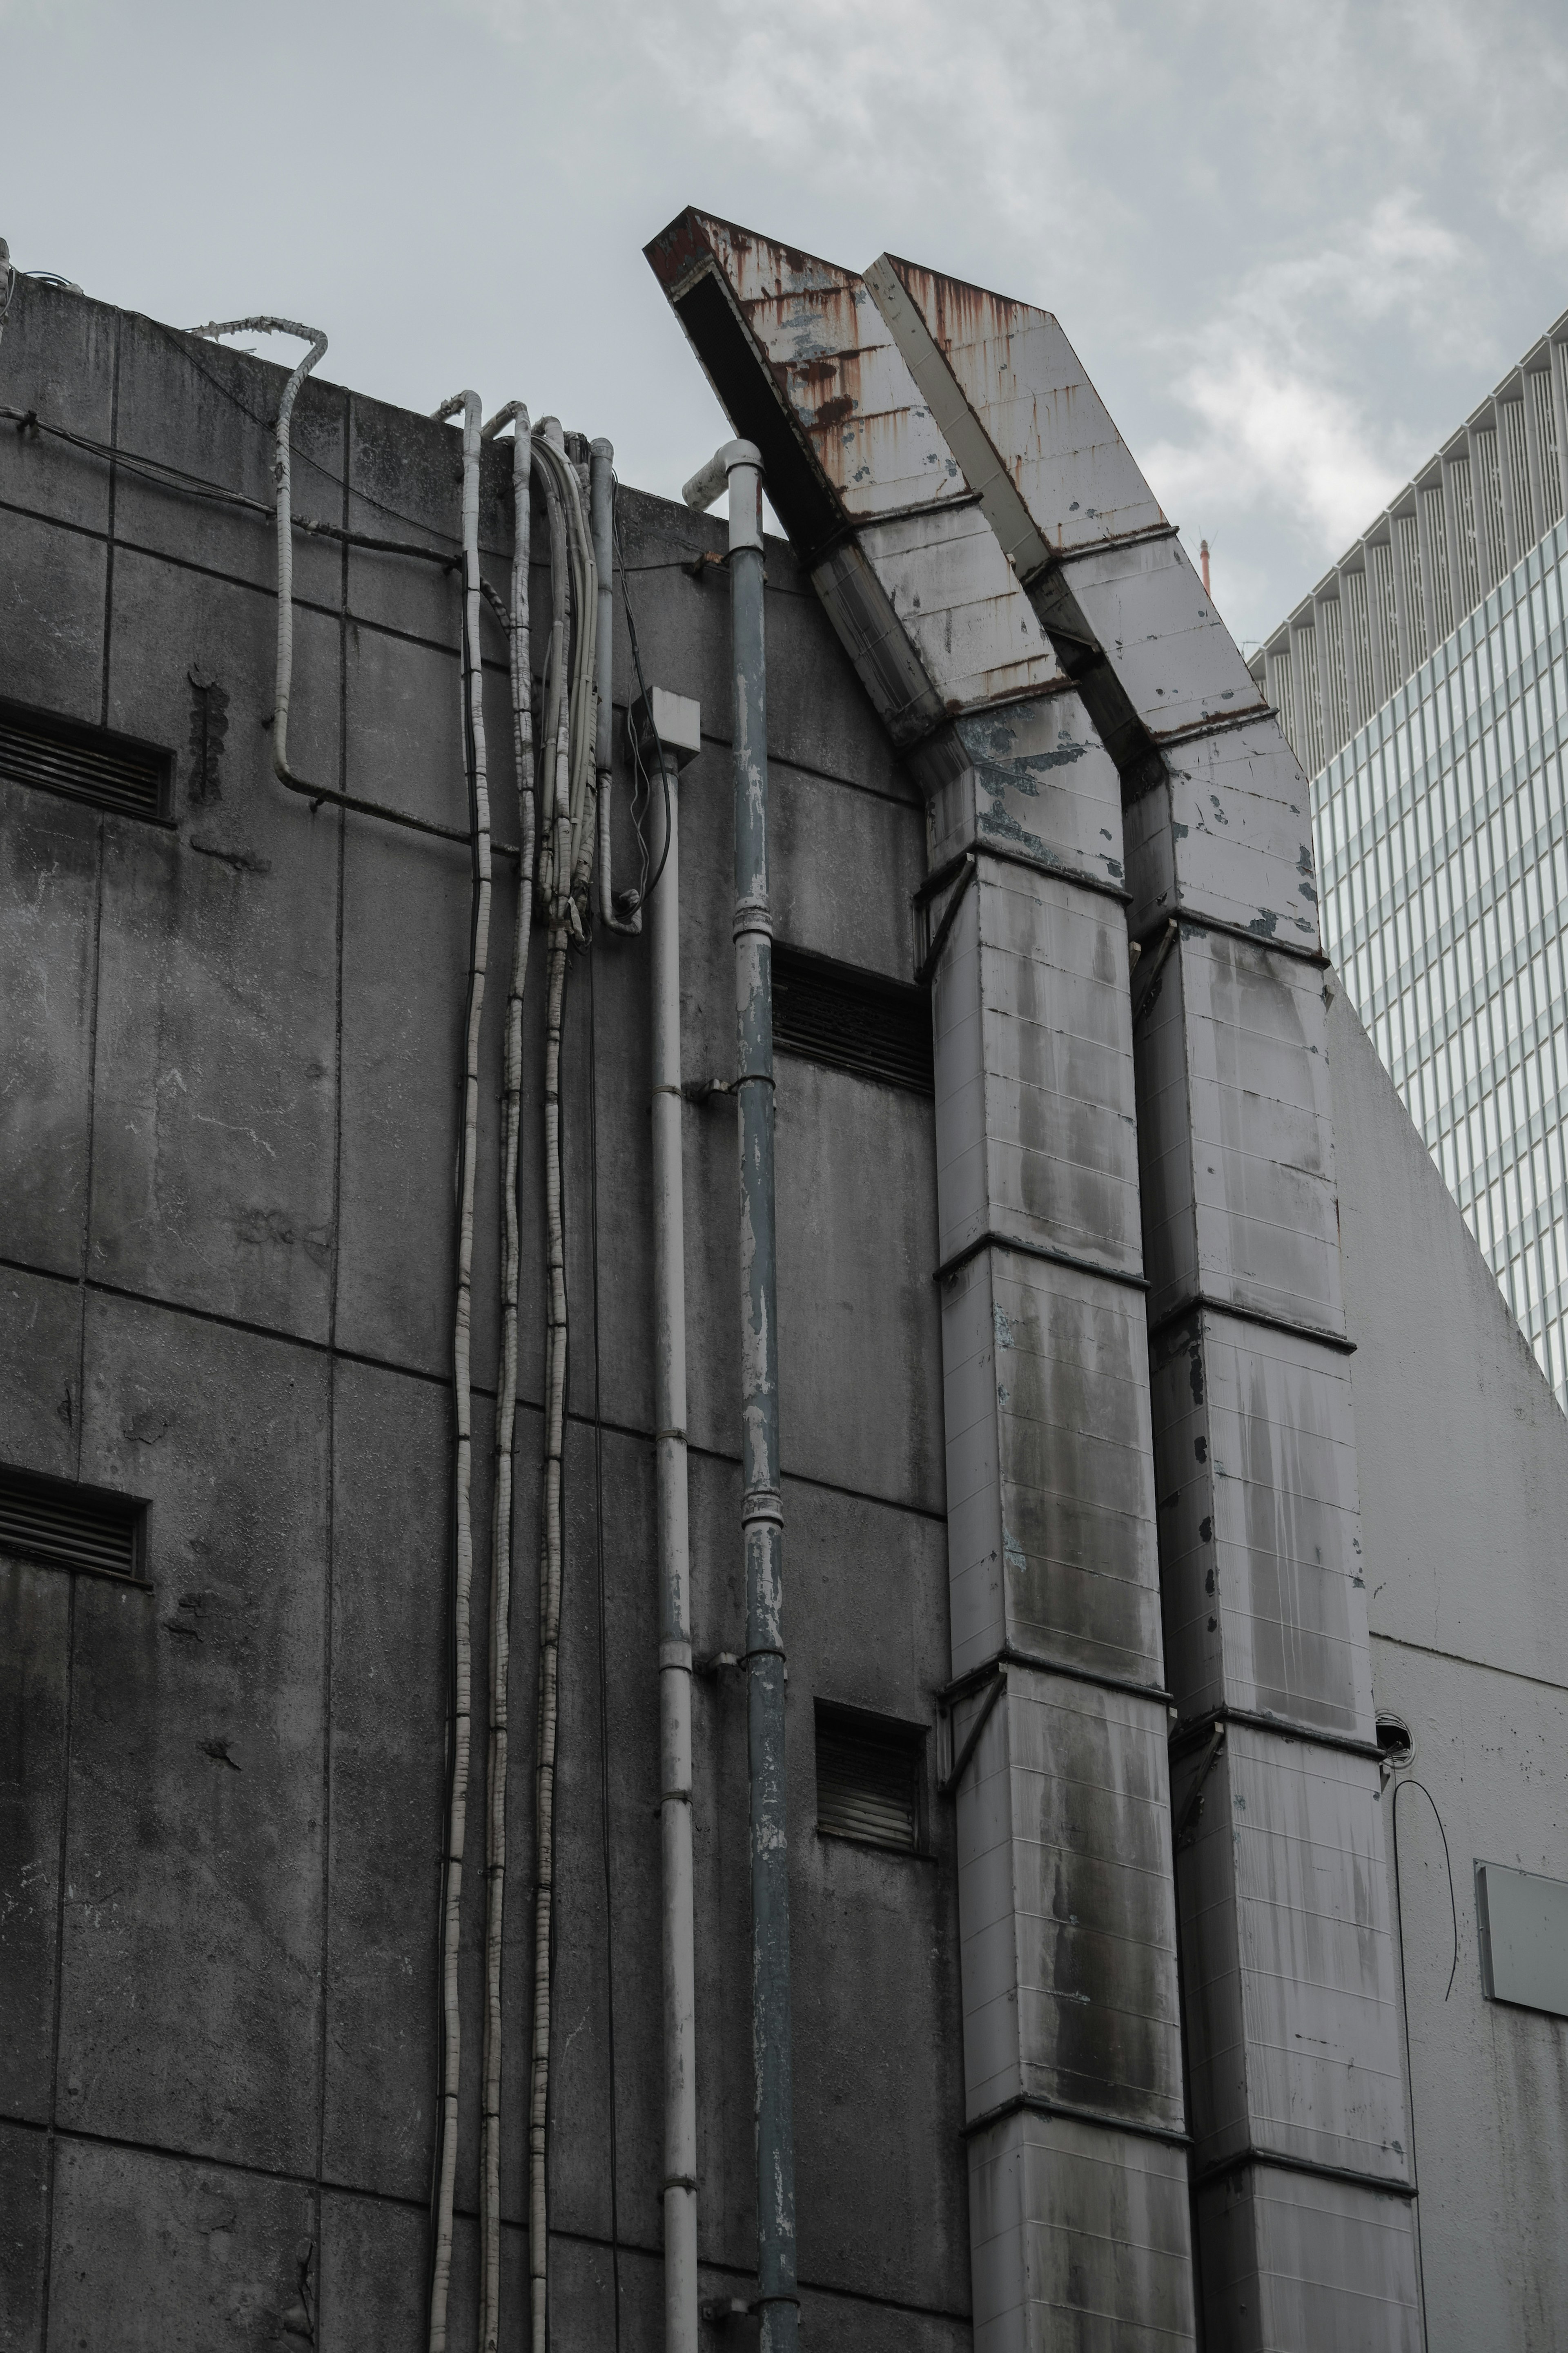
[865,256,1422,2347]
[647,210,1197,2350]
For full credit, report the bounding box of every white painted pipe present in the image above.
[648,714,698,2353]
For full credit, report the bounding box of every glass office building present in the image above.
[1254,313,1568,1405]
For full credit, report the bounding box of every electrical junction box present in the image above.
[630,687,701,772]
[1475,1861,1568,2018]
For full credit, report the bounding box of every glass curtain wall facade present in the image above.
[1315,522,1568,1403]
[1254,314,1568,1409]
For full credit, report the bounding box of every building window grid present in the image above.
[1424,484,1455,642]
[1313,519,1568,1404]
[1271,643,1297,759]
[1534,364,1564,522]
[1398,511,1429,665]
[1450,455,1483,614]
[1344,567,1376,725]
[1503,398,1535,553]
[1370,540,1401,694]
[1477,426,1510,585]
[1296,626,1324,774]
[1320,598,1350,750]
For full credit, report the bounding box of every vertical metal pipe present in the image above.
[647,719,699,2353]
[726,442,798,2353]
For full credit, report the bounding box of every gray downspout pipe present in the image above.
[686,437,797,2353]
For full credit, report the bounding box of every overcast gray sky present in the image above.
[5,0,1567,647]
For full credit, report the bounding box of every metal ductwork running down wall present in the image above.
[864,257,1422,2349]
[646,210,1197,2351]
[648,209,1423,2351]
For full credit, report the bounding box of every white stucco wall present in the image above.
[1331,981,1568,2349]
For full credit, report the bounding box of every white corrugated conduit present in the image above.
[427,386,493,2353]
[188,317,329,801]
[477,397,533,2353]
[527,419,602,2353]
[185,315,666,2352]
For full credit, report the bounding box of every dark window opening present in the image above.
[772,943,933,1096]
[0,697,174,823]
[815,1702,924,1853]
[1376,1713,1413,1766]
[0,1463,148,1585]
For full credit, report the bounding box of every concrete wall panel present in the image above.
[1367,1642,1568,2353]
[1176,1729,1408,2181]
[60,1293,328,2173]
[0,786,99,1277]
[44,2137,318,2353]
[0,1561,68,2125]
[775,1055,942,1511]
[0,1264,82,1477]
[90,555,340,1341]
[334,817,510,1380]
[1196,2163,1420,2353]
[0,282,117,533]
[1125,723,1321,950]
[0,509,107,726]
[1152,1313,1374,1741]
[958,1673,1183,2131]
[859,503,1058,713]
[1136,932,1341,1334]
[967,2108,1195,2352]
[980,871,1141,1271]
[1064,536,1265,744]
[934,870,1140,1273]
[0,2121,48,2353]
[323,1361,461,2206]
[942,1249,1163,1683]
[111,315,344,610]
[921,697,1124,893]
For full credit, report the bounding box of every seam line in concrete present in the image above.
[962,2090,1189,2149]
[1169,1705,1383,1765]
[1371,1628,1568,1699]
[0,2115,971,2324]
[0,1256,948,1524]
[1146,1291,1356,1356]
[1192,2143,1418,2200]
[934,1228,1149,1293]
[0,494,920,814]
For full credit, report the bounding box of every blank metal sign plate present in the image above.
[1475,1861,1568,2018]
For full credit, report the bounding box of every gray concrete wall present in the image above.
[1330,984,1568,2351]
[0,283,966,2349]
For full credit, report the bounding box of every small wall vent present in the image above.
[0,698,174,823]
[815,1702,924,1852]
[0,1463,148,1585]
[772,944,933,1095]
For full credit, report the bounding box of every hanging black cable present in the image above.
[611,471,673,912]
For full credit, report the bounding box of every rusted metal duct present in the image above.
[647,212,1197,2349]
[866,256,1422,2346]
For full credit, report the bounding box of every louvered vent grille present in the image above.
[0,698,172,821]
[815,1705,922,1851]
[772,944,933,1095]
[0,1464,146,1583]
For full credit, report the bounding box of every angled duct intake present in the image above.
[649,210,1198,2350]
[864,251,1422,2343]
